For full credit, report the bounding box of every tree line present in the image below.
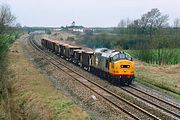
[82,8,180,64]
[0,4,21,57]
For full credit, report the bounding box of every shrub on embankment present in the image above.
[0,33,19,56]
[0,32,21,119]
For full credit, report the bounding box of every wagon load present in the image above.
[64,45,81,60]
[82,51,93,70]
[73,49,85,65]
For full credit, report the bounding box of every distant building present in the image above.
[53,28,62,31]
[33,30,45,34]
[65,25,93,33]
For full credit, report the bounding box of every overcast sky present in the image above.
[1,0,180,27]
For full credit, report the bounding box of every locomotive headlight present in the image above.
[121,65,130,68]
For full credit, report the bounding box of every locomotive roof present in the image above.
[94,48,120,58]
[94,48,109,53]
[102,51,132,58]
[101,51,119,58]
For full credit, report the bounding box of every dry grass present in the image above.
[45,31,76,41]
[134,59,180,98]
[0,99,6,119]
[6,37,89,119]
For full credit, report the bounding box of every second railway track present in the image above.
[28,35,179,120]
[121,85,180,119]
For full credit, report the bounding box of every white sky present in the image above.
[1,0,180,27]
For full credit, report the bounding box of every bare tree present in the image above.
[15,23,22,28]
[126,18,132,26]
[129,8,169,36]
[174,18,180,28]
[118,19,126,28]
[0,4,16,34]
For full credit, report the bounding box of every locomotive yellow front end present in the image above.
[109,52,135,85]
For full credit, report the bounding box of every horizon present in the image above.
[1,0,180,27]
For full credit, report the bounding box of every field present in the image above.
[125,49,180,99]
[133,58,180,99]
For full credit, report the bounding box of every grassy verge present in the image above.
[0,32,21,119]
[0,57,6,119]
[135,64,180,99]
[124,49,180,99]
[135,78,180,99]
[7,36,90,119]
[0,100,6,119]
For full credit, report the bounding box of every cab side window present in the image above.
[112,54,119,61]
[125,54,132,61]
[105,59,108,68]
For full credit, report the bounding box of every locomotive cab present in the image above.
[109,52,135,85]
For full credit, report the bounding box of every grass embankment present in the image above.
[6,36,89,119]
[133,58,180,99]
[125,49,180,99]
[0,58,8,119]
[0,33,21,119]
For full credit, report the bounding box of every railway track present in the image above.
[121,85,180,119]
[28,36,162,120]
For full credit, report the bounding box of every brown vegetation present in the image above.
[134,58,180,98]
[4,36,89,119]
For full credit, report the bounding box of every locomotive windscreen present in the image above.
[112,52,132,61]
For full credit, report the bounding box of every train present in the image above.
[41,37,135,85]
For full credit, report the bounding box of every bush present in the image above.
[130,49,180,64]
